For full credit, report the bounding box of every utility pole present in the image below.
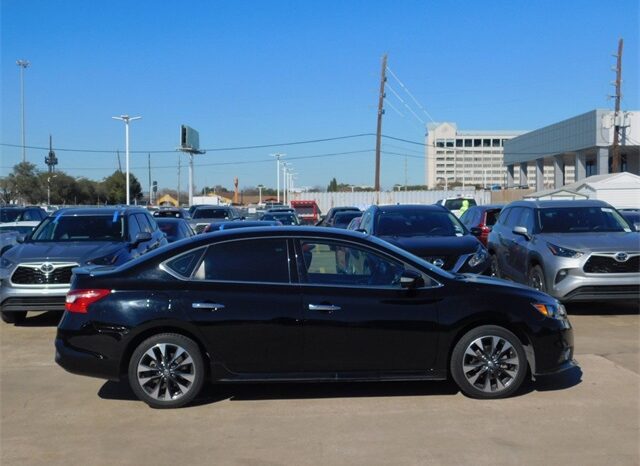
[374,53,388,199]
[177,154,181,206]
[148,154,151,205]
[270,153,286,203]
[404,156,408,191]
[16,60,30,163]
[611,38,624,173]
[112,115,142,205]
[116,150,122,172]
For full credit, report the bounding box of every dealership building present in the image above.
[425,123,525,188]
[503,109,640,191]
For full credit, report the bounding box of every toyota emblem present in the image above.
[432,258,445,268]
[614,252,629,262]
[40,262,55,273]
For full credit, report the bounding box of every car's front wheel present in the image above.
[128,333,205,409]
[451,325,527,399]
[528,265,546,292]
[1,311,26,324]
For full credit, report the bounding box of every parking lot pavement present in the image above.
[1,307,639,466]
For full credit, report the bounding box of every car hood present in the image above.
[454,273,550,301]
[538,232,640,252]
[3,241,125,264]
[379,234,481,256]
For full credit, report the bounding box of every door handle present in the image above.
[308,304,341,312]
[192,302,225,311]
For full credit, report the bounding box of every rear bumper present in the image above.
[55,337,121,381]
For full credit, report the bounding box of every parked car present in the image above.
[317,206,360,226]
[203,220,282,233]
[346,215,363,231]
[435,197,478,217]
[56,226,575,408]
[0,221,41,255]
[619,208,640,231]
[330,211,362,229]
[189,206,243,233]
[358,204,490,274]
[291,200,322,225]
[0,206,48,223]
[487,200,640,302]
[260,212,301,225]
[155,218,195,243]
[459,204,504,246]
[0,207,167,324]
[153,207,192,219]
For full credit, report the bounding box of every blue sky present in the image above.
[2,0,638,191]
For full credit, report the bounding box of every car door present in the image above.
[169,237,303,374]
[295,238,442,375]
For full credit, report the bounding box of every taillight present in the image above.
[65,289,111,313]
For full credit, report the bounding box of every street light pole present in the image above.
[47,174,57,205]
[112,115,142,205]
[270,153,285,203]
[16,60,30,163]
[257,184,264,205]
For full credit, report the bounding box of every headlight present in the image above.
[468,246,488,268]
[547,242,583,258]
[0,256,15,269]
[532,302,567,320]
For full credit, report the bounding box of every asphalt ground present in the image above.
[1,302,638,466]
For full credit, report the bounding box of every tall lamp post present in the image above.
[47,174,57,205]
[257,184,264,205]
[16,60,30,163]
[112,115,142,205]
[270,153,286,203]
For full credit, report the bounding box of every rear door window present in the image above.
[194,238,290,283]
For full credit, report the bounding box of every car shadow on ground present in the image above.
[98,367,582,407]
[14,311,62,327]
[566,301,639,316]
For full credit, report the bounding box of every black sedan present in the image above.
[56,227,575,408]
[359,204,490,273]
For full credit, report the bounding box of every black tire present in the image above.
[528,265,546,292]
[128,333,205,409]
[451,325,527,399]
[1,311,27,324]
[489,253,501,278]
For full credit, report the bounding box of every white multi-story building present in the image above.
[425,122,527,189]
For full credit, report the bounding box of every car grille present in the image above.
[422,255,457,270]
[583,255,640,274]
[1,296,66,312]
[11,265,76,285]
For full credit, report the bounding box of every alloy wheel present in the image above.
[461,335,520,393]
[136,343,196,401]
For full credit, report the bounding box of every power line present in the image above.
[386,65,436,123]
[386,84,425,125]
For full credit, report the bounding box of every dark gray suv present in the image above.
[0,207,167,324]
[487,200,639,302]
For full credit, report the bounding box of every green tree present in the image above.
[102,171,143,204]
[327,177,339,192]
[7,162,44,204]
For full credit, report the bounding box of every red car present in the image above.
[459,204,504,246]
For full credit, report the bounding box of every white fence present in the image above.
[290,190,492,214]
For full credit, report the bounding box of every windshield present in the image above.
[193,209,231,219]
[538,207,632,233]
[334,212,361,227]
[30,215,126,242]
[264,213,299,225]
[0,209,24,222]
[376,210,467,237]
[444,198,477,210]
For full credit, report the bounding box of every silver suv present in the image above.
[487,199,639,302]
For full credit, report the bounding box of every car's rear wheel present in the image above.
[489,253,501,278]
[528,265,546,292]
[451,325,527,399]
[128,333,205,409]
[1,311,26,324]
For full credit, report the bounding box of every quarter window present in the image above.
[299,240,406,288]
[165,249,205,277]
[194,239,290,283]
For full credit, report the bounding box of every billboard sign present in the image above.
[180,125,200,152]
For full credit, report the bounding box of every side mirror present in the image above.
[469,227,482,237]
[354,228,367,234]
[400,269,425,289]
[513,226,531,241]
[131,231,152,246]
[16,234,26,244]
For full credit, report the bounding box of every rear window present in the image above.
[444,198,477,211]
[485,209,502,226]
[0,209,23,222]
[154,210,182,218]
[193,209,231,219]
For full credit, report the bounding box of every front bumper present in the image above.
[531,319,575,376]
[0,282,69,313]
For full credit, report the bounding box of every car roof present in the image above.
[507,199,612,209]
[374,204,447,213]
[193,205,231,210]
[50,207,148,216]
